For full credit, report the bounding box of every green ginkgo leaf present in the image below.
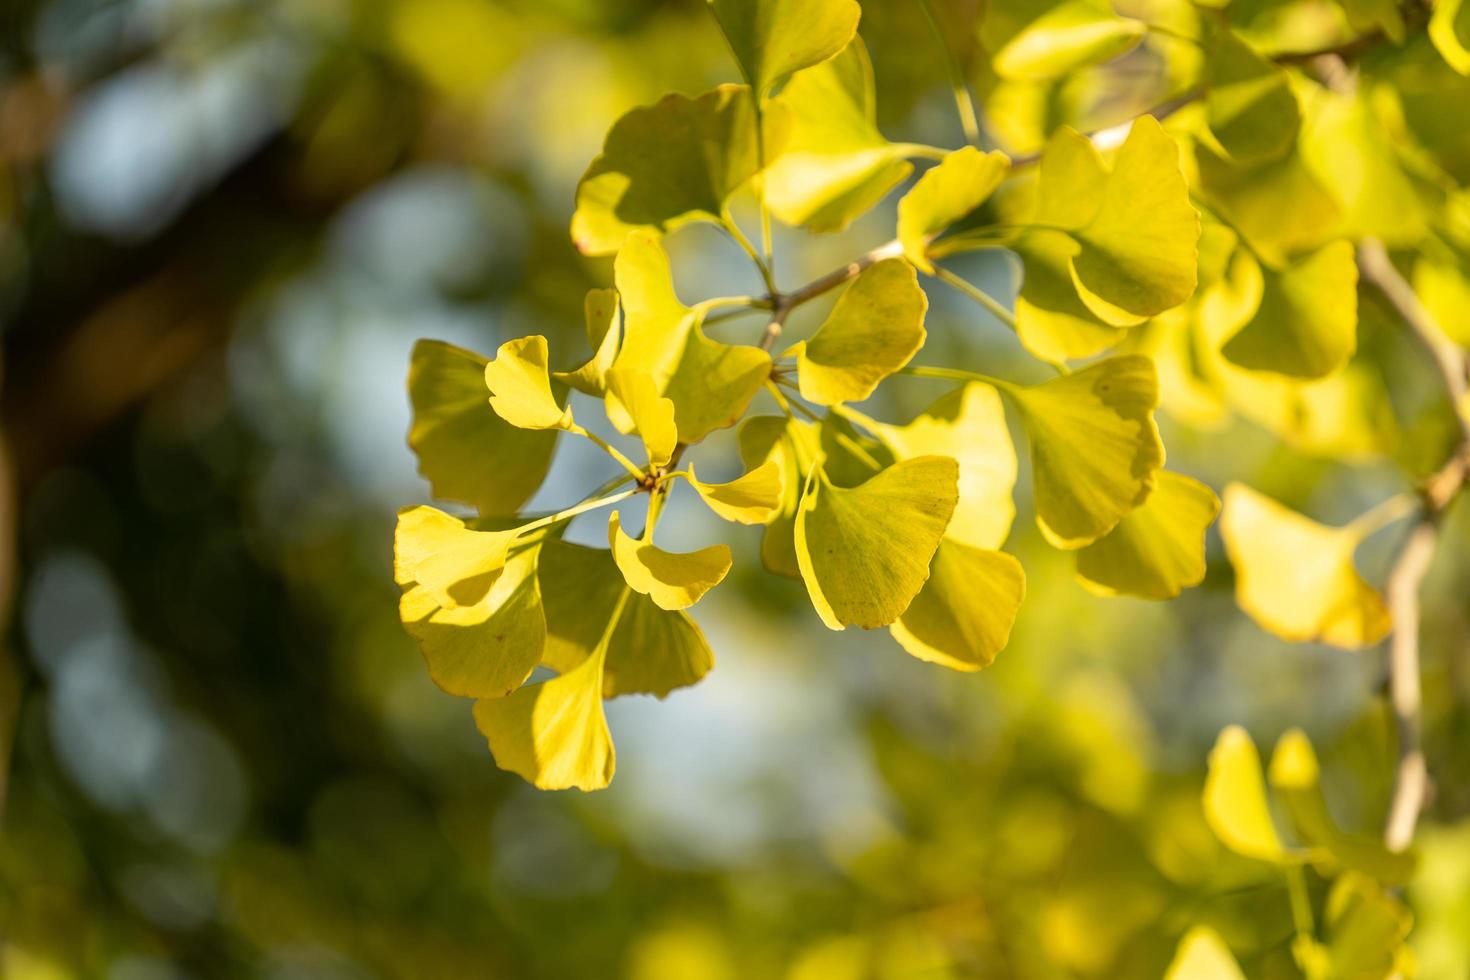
[484,335,572,430]
[473,642,614,791]
[608,512,732,611]
[407,339,558,516]
[1012,231,1129,363]
[791,257,928,405]
[708,0,860,96]
[1006,355,1164,549]
[764,38,911,233]
[1221,240,1357,379]
[1220,484,1391,649]
[898,147,1011,273]
[555,289,621,397]
[394,505,519,607]
[983,0,1145,82]
[1164,927,1246,980]
[1268,729,1417,885]
[610,233,771,443]
[849,382,1017,550]
[399,542,545,699]
[571,85,768,255]
[890,541,1024,671]
[539,540,714,698]
[1075,471,1220,599]
[1203,725,1286,862]
[763,40,917,232]
[1431,0,1470,74]
[687,461,783,524]
[739,415,815,577]
[1205,32,1301,163]
[605,368,676,469]
[794,455,959,630]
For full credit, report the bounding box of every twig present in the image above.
[757,239,905,350]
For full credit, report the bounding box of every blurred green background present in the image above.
[2,1,1469,977]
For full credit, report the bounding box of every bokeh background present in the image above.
[2,0,1469,977]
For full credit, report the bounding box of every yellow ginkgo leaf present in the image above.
[1075,471,1220,600]
[483,335,572,430]
[407,339,559,516]
[792,258,927,405]
[1164,926,1246,980]
[1006,355,1164,549]
[739,415,817,578]
[399,542,545,700]
[848,382,1017,549]
[473,644,614,791]
[709,0,860,96]
[982,0,1145,82]
[608,512,732,611]
[795,456,958,630]
[605,368,677,470]
[1012,231,1129,363]
[1219,484,1391,648]
[687,461,782,524]
[539,540,714,698]
[1203,725,1286,862]
[1221,241,1358,379]
[762,39,915,232]
[393,505,519,607]
[554,288,621,397]
[890,541,1024,671]
[897,146,1010,273]
[1205,32,1301,163]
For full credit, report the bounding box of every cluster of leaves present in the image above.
[395,0,1466,893]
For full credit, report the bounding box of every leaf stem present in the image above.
[1284,864,1316,941]
[930,266,1018,330]
[519,488,640,538]
[568,423,647,482]
[721,209,780,298]
[1345,493,1417,539]
[916,0,983,147]
[899,363,1018,394]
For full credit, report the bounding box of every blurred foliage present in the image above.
[0,0,1469,978]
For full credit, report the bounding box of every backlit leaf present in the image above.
[739,415,816,577]
[571,85,767,255]
[605,368,677,469]
[763,40,916,232]
[891,541,1024,671]
[1006,355,1164,548]
[795,456,958,630]
[1075,471,1219,599]
[983,0,1145,81]
[791,257,927,405]
[1205,32,1301,162]
[1220,484,1391,648]
[1012,231,1128,363]
[407,339,558,516]
[708,0,860,95]
[687,461,783,524]
[898,147,1011,273]
[1431,0,1470,74]
[554,289,621,397]
[484,335,572,430]
[609,511,732,611]
[1203,725,1286,862]
[1164,927,1246,980]
[394,505,519,607]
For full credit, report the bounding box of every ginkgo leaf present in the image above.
[849,382,1017,549]
[571,85,768,255]
[763,39,917,232]
[1067,116,1200,319]
[608,511,732,611]
[473,645,614,791]
[983,0,1145,81]
[1164,927,1246,980]
[394,505,519,607]
[890,541,1024,671]
[1195,142,1341,267]
[897,147,1011,273]
[739,415,814,577]
[1012,231,1129,363]
[795,456,958,630]
[610,233,770,443]
[1005,355,1164,549]
[484,335,572,430]
[539,540,713,698]
[1431,0,1470,74]
[1203,725,1286,862]
[1205,32,1301,163]
[555,289,621,397]
[792,258,927,405]
[605,368,676,469]
[1221,241,1357,379]
[1321,873,1413,979]
[407,339,558,516]
[709,0,860,95]
[1220,484,1391,648]
[1075,471,1220,600]
[687,461,782,524]
[400,543,544,699]
[1268,729,1417,884]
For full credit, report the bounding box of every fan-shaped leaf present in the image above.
[898,147,1011,273]
[1075,471,1220,599]
[795,456,958,630]
[709,0,860,95]
[555,289,621,397]
[1013,231,1128,363]
[1204,725,1286,862]
[1206,33,1301,162]
[739,416,815,577]
[1221,241,1357,379]
[608,512,732,611]
[687,461,782,524]
[484,335,572,430]
[394,505,519,607]
[1165,927,1246,980]
[983,0,1145,81]
[605,368,676,469]
[891,542,1024,671]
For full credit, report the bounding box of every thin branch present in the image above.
[757,239,905,350]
